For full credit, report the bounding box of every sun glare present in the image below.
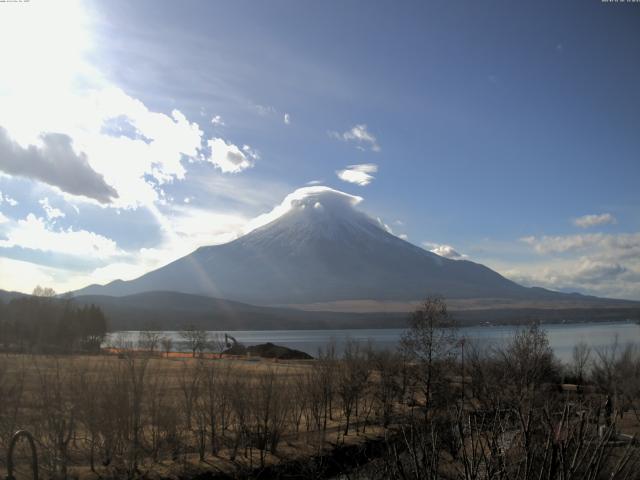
[0,1,94,144]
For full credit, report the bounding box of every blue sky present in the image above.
[0,0,639,299]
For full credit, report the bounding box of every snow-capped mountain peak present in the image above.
[73,186,561,306]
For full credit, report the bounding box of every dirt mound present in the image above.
[223,342,313,359]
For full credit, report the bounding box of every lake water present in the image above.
[110,321,640,363]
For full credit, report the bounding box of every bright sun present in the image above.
[0,0,95,145]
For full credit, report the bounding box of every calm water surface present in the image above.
[111,321,640,363]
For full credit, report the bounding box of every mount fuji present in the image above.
[73,186,590,308]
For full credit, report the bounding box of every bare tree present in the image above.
[497,322,558,404]
[32,285,57,297]
[229,376,250,462]
[145,362,169,462]
[372,349,401,428]
[111,331,135,352]
[33,359,75,478]
[592,340,640,422]
[200,361,219,455]
[337,340,370,436]
[288,370,309,436]
[180,326,209,358]
[0,356,24,452]
[121,354,149,475]
[316,341,337,433]
[208,333,226,358]
[178,360,202,433]
[161,336,173,358]
[138,326,162,355]
[400,296,457,409]
[251,368,289,466]
[570,341,591,383]
[305,368,326,435]
[73,361,105,473]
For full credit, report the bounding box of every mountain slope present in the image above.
[73,187,590,305]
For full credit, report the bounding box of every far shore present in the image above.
[109,316,640,333]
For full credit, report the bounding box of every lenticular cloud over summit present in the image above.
[244,186,364,234]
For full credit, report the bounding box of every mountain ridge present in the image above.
[2,288,638,331]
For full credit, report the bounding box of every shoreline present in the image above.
[109,317,640,333]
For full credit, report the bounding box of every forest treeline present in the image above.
[0,298,638,479]
[0,287,107,353]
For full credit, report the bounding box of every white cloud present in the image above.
[0,0,90,101]
[336,163,378,186]
[423,242,467,260]
[0,127,118,203]
[0,257,57,293]
[207,138,257,173]
[500,257,639,300]
[39,198,65,221]
[211,115,225,126]
[0,202,252,293]
[0,214,122,260]
[70,211,245,291]
[252,103,277,116]
[0,253,149,295]
[0,191,18,207]
[573,213,617,228]
[0,0,257,210]
[244,186,362,234]
[0,84,207,208]
[167,205,247,247]
[0,212,8,224]
[284,113,291,125]
[330,124,380,152]
[520,232,640,258]
[377,217,393,234]
[502,230,640,299]
[375,217,408,241]
[242,144,260,160]
[79,88,204,196]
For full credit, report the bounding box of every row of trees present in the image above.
[0,288,107,353]
[113,326,227,358]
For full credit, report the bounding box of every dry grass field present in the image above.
[0,351,392,480]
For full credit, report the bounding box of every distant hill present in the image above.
[0,289,28,303]
[70,291,409,330]
[74,291,640,330]
[1,289,638,330]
